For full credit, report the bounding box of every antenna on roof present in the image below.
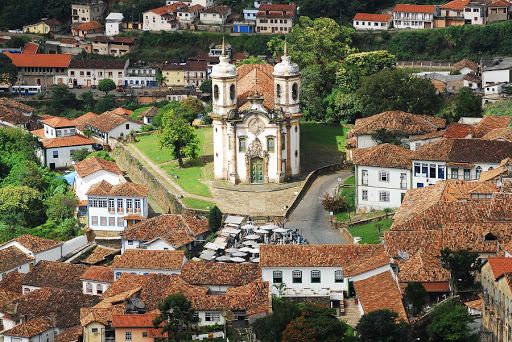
[221,37,226,57]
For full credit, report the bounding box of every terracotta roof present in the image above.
[54,325,82,342]
[237,63,275,110]
[393,4,438,13]
[6,287,100,328]
[187,60,208,71]
[353,143,415,169]
[122,214,146,220]
[481,127,512,142]
[148,2,189,16]
[353,13,392,22]
[111,313,158,328]
[202,5,230,14]
[464,298,482,311]
[111,107,134,116]
[345,135,357,148]
[111,249,185,270]
[453,58,478,71]
[0,271,24,294]
[3,317,54,337]
[353,111,445,136]
[82,245,120,265]
[22,42,39,54]
[488,257,512,279]
[479,166,508,182]
[74,156,123,178]
[81,266,114,283]
[43,117,76,128]
[86,111,141,132]
[260,244,390,276]
[231,52,249,61]
[0,289,21,307]
[72,21,102,31]
[1,234,63,253]
[489,0,511,7]
[179,4,205,12]
[414,138,512,163]
[160,63,186,71]
[444,122,474,138]
[68,59,127,70]
[409,129,446,142]
[354,271,408,321]
[397,249,450,283]
[138,106,159,118]
[441,0,471,9]
[22,260,88,292]
[259,4,297,11]
[122,214,209,248]
[181,262,261,286]
[93,37,136,44]
[0,98,34,113]
[421,282,451,292]
[4,52,72,68]
[73,112,98,131]
[44,18,62,27]
[80,305,126,326]
[488,192,512,220]
[86,180,149,197]
[41,135,95,149]
[257,11,294,18]
[0,246,34,273]
[473,116,512,138]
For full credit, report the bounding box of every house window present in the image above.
[117,199,123,213]
[422,163,428,176]
[362,170,368,185]
[273,270,282,283]
[292,270,302,283]
[127,200,133,213]
[142,332,148,338]
[126,124,130,129]
[97,285,103,295]
[91,328,98,333]
[128,240,133,245]
[100,217,107,226]
[362,190,368,201]
[267,137,275,152]
[464,168,471,180]
[311,270,321,283]
[91,216,98,225]
[379,171,389,182]
[414,162,421,176]
[438,165,445,179]
[135,199,141,213]
[108,198,115,212]
[451,168,459,179]
[205,312,220,321]
[476,166,482,179]
[109,217,115,226]
[429,164,436,178]
[118,217,124,226]
[334,270,344,283]
[379,191,390,202]
[86,282,93,293]
[53,151,59,158]
[239,138,246,152]
[125,331,132,341]
[400,173,407,189]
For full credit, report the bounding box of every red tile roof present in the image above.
[489,0,511,7]
[473,115,512,138]
[86,180,149,197]
[22,260,89,292]
[354,271,408,321]
[73,112,98,131]
[111,107,134,116]
[81,266,114,283]
[41,135,95,149]
[453,58,478,71]
[82,245,120,265]
[0,246,34,273]
[353,111,445,136]
[202,5,231,15]
[441,0,471,9]
[4,52,72,68]
[259,4,297,11]
[2,317,54,337]
[43,117,76,128]
[237,63,275,110]
[464,297,482,311]
[397,249,450,283]
[54,325,82,342]
[74,156,123,178]
[353,13,392,22]
[111,313,161,329]
[393,4,438,13]
[353,143,415,169]
[0,271,24,294]
[138,106,159,118]
[1,234,63,253]
[488,257,512,279]
[22,42,39,54]
[481,127,512,142]
[421,282,451,292]
[86,111,141,132]
[149,2,189,16]
[443,122,474,138]
[181,262,261,286]
[72,21,103,32]
[111,249,186,270]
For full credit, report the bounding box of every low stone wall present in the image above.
[339,227,355,245]
[332,213,395,244]
[348,213,395,228]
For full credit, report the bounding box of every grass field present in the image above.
[181,197,216,210]
[347,218,393,244]
[301,123,348,153]
[343,175,355,185]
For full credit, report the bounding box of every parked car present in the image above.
[92,143,103,151]
[116,87,126,92]
[130,84,143,89]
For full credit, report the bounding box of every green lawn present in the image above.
[343,175,355,185]
[334,187,356,222]
[133,134,174,164]
[181,197,216,210]
[301,123,349,153]
[347,218,393,244]
[161,160,212,197]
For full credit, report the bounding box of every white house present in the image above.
[167,0,214,8]
[177,4,204,26]
[392,4,438,29]
[68,59,129,88]
[121,215,210,253]
[0,246,34,280]
[200,6,231,25]
[2,317,58,342]
[484,82,505,94]
[137,106,159,125]
[105,12,124,36]
[353,143,414,213]
[143,3,187,31]
[112,249,187,280]
[464,2,486,25]
[0,234,64,264]
[87,180,149,231]
[409,122,474,151]
[30,117,94,169]
[85,111,144,144]
[412,138,512,188]
[260,244,395,315]
[73,156,125,201]
[352,111,446,149]
[210,41,302,184]
[453,59,479,75]
[81,265,114,296]
[125,64,158,88]
[353,13,392,30]
[482,57,512,86]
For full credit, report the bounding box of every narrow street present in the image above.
[286,171,352,245]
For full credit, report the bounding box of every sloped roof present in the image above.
[0,271,24,294]
[5,52,72,68]
[353,111,445,136]
[111,107,134,116]
[54,325,82,342]
[259,4,297,11]
[72,20,103,31]
[2,317,54,337]
[42,117,76,128]
[68,59,127,70]
[0,246,34,273]
[86,180,149,197]
[148,2,188,16]
[138,106,159,118]
[73,112,98,131]
[453,58,478,71]
[74,156,122,178]
[473,115,512,138]
[441,0,471,9]
[1,234,63,253]
[397,249,450,283]
[489,0,511,7]
[22,260,88,292]
[482,127,512,142]
[22,42,39,54]
[202,5,230,14]
[86,111,141,132]
[488,257,512,279]
[111,313,158,328]
[393,4,437,13]
[41,135,95,149]
[81,266,114,283]
[352,143,415,169]
[111,249,186,270]
[82,245,120,265]
[181,262,261,286]
[353,13,392,22]
[236,63,275,110]
[443,122,474,138]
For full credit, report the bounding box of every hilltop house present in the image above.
[71,21,103,37]
[0,234,64,265]
[92,36,137,57]
[105,12,124,36]
[353,13,393,30]
[392,4,439,29]
[73,156,125,201]
[434,0,470,27]
[142,3,189,31]
[84,111,144,144]
[255,4,296,34]
[67,59,129,88]
[23,19,62,34]
[199,6,231,25]
[72,0,107,24]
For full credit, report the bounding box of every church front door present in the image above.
[251,158,264,183]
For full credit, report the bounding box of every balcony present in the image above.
[117,208,124,213]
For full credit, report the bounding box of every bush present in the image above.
[321,193,347,213]
[208,206,223,232]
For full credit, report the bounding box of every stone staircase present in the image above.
[339,300,362,328]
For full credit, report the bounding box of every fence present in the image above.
[397,61,454,69]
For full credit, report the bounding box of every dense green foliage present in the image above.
[405,282,427,316]
[356,309,410,342]
[253,299,302,342]
[428,300,474,342]
[208,206,222,233]
[98,79,116,95]
[354,21,512,61]
[71,148,91,163]
[438,88,482,123]
[153,294,199,341]
[440,248,481,290]
[484,99,512,116]
[0,0,70,31]
[50,85,79,114]
[87,151,114,161]
[159,110,200,168]
[0,54,18,86]
[199,79,212,94]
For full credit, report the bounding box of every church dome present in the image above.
[273,55,299,77]
[211,55,237,78]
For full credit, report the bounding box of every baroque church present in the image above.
[210,41,302,184]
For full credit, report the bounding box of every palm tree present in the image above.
[155,73,167,88]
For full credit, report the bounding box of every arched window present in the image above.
[476,166,482,179]
[267,137,275,152]
[292,83,298,101]
[230,84,236,100]
[276,84,281,100]
[214,84,219,101]
[489,166,494,171]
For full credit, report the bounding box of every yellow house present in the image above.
[23,19,62,34]
[111,314,165,342]
[160,64,186,86]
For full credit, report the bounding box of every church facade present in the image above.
[210,43,302,184]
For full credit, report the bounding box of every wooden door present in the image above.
[251,158,264,183]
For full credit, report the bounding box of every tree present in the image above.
[155,73,167,88]
[252,299,304,342]
[159,110,200,168]
[98,78,116,95]
[153,294,198,342]
[0,54,18,86]
[300,62,340,121]
[86,151,114,161]
[94,94,117,113]
[50,85,78,114]
[199,78,212,94]
[71,148,91,162]
[427,300,474,342]
[356,309,410,342]
[405,282,427,316]
[80,91,96,111]
[282,303,349,342]
[440,248,481,290]
[438,88,482,123]
[371,128,409,146]
[0,185,45,228]
[180,97,204,115]
[356,68,441,117]
[2,160,43,191]
[208,206,222,232]
[45,192,79,223]
[238,56,267,65]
